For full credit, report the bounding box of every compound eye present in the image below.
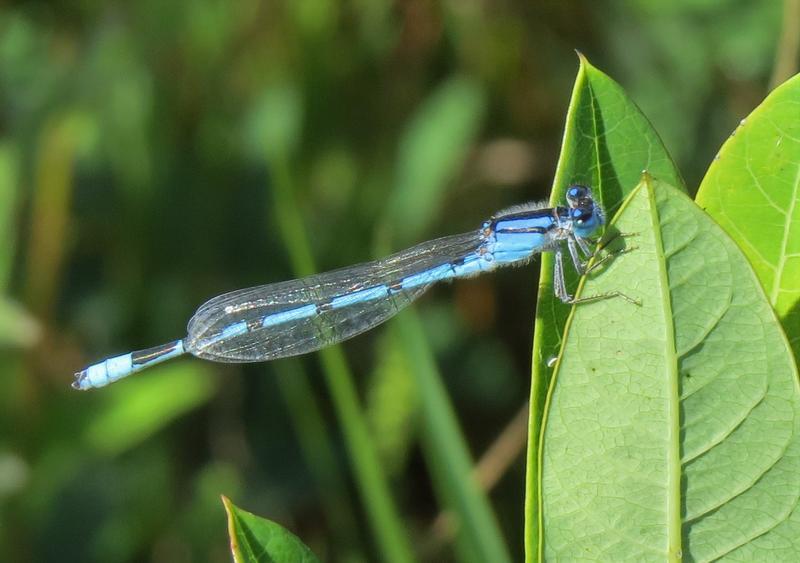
[566,185,589,203]
[571,208,589,224]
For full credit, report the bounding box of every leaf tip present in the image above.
[221,496,241,563]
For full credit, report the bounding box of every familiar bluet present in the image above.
[74,185,613,390]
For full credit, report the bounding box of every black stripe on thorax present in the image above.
[492,206,562,234]
[494,225,549,234]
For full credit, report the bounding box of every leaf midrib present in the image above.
[646,182,682,560]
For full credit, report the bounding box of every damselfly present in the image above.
[74,185,627,390]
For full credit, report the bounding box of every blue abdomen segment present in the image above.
[262,304,318,328]
[451,254,491,277]
[398,263,454,289]
[73,340,186,390]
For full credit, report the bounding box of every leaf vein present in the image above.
[681,391,767,466]
[684,410,796,527]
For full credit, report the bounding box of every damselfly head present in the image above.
[567,185,604,237]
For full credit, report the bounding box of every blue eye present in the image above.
[566,185,590,204]
[571,208,590,223]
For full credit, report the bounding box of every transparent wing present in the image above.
[185,231,486,362]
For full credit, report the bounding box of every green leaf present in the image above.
[525,55,684,558]
[222,496,320,563]
[696,73,800,359]
[541,176,800,561]
[83,362,216,456]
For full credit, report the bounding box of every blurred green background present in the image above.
[0,1,793,561]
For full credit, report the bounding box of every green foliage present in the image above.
[696,74,800,359]
[222,496,320,563]
[246,83,304,162]
[366,332,417,477]
[0,2,793,562]
[541,176,800,560]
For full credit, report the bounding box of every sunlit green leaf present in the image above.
[222,496,320,563]
[526,55,684,558]
[696,73,800,359]
[541,176,800,560]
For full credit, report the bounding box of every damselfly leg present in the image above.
[554,231,640,306]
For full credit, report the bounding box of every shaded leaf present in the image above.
[394,313,512,563]
[245,83,304,162]
[366,332,417,477]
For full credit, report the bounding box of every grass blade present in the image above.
[252,83,414,563]
[383,76,511,563]
[395,314,512,563]
[270,158,415,563]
